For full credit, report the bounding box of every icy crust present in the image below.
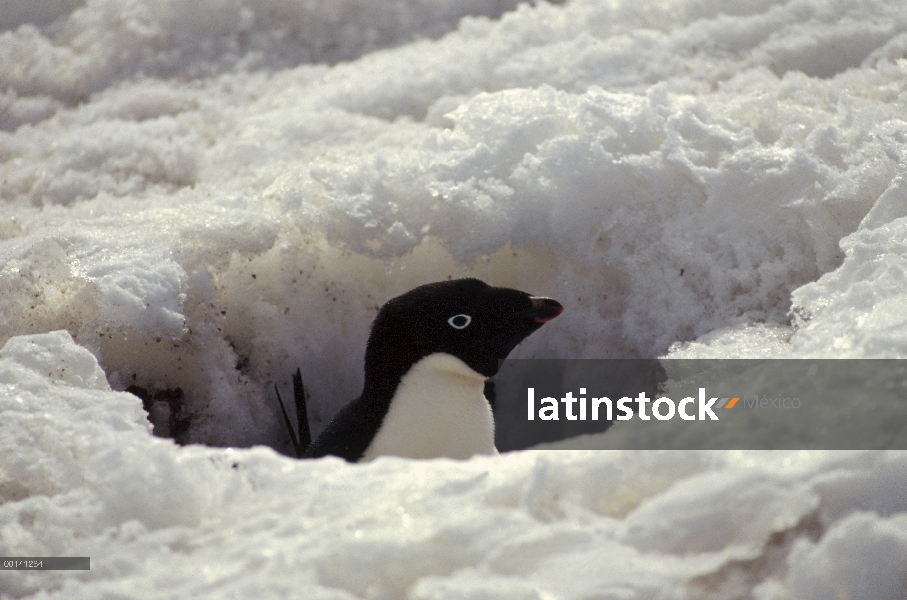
[314,77,905,359]
[0,330,109,391]
[0,333,905,599]
[788,174,907,358]
[669,196,907,359]
[0,0,535,125]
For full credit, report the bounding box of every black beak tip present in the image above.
[529,297,563,323]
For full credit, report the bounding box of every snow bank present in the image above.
[3,332,907,599]
[2,0,906,446]
[2,0,907,596]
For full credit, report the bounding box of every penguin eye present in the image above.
[447,314,472,329]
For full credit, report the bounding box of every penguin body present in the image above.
[302,278,562,462]
[360,353,493,461]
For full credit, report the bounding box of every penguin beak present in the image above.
[527,297,563,323]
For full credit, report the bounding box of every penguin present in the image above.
[299,278,562,462]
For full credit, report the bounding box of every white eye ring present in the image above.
[448,314,471,329]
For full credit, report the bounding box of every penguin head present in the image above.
[364,279,562,391]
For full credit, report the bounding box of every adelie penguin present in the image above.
[277,278,562,462]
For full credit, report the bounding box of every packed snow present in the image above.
[2,0,907,597]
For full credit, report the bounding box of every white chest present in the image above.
[361,353,498,461]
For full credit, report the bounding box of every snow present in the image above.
[2,0,907,597]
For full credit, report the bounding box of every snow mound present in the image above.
[2,337,907,598]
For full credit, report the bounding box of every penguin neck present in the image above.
[360,352,497,461]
